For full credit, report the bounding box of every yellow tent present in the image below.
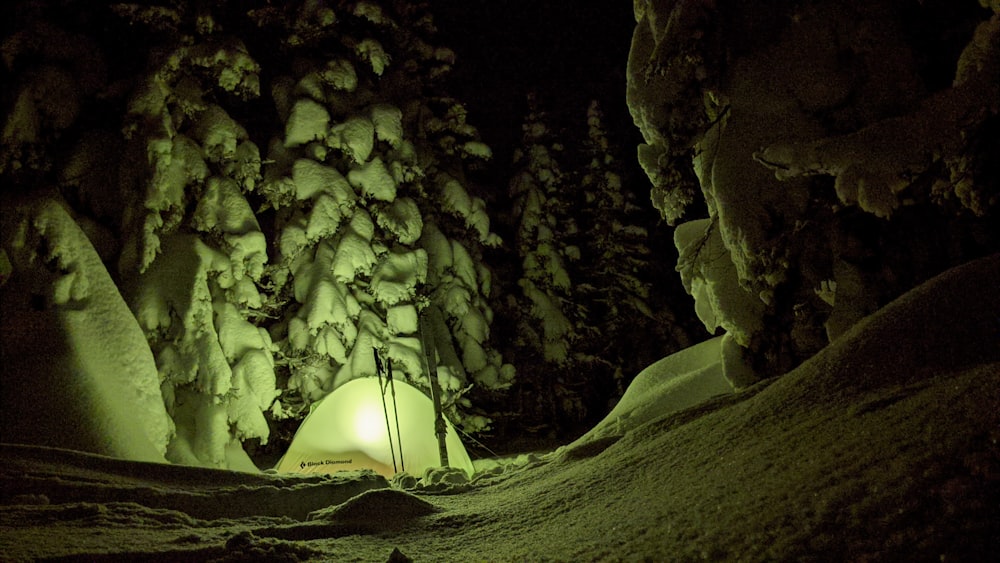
[275,377,475,478]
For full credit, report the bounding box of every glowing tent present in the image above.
[275,377,475,478]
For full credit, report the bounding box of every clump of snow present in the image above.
[122,132,210,273]
[376,196,423,244]
[193,177,258,235]
[461,140,492,159]
[370,248,428,306]
[186,40,261,98]
[356,38,390,76]
[284,98,330,147]
[190,105,248,163]
[332,225,378,282]
[291,158,352,202]
[674,218,765,347]
[348,157,397,201]
[387,304,418,335]
[387,336,424,377]
[321,59,358,92]
[518,277,573,363]
[331,115,375,163]
[440,175,472,218]
[352,2,392,27]
[370,103,403,148]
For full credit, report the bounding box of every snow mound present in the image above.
[567,334,735,451]
[308,488,439,524]
[1,196,172,463]
[0,442,387,519]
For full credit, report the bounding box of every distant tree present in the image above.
[576,100,691,399]
[502,94,593,432]
[498,97,698,437]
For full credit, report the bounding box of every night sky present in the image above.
[432,1,640,187]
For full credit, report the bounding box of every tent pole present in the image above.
[386,358,405,473]
[373,348,398,474]
[419,313,450,468]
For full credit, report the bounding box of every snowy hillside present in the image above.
[2,254,997,561]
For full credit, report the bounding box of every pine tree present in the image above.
[104,3,276,468]
[508,94,581,364]
[502,94,593,432]
[499,98,694,435]
[0,0,279,468]
[576,100,682,396]
[249,0,511,435]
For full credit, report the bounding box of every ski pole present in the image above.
[387,358,404,473]
[373,347,398,474]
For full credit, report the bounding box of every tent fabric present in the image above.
[275,377,475,478]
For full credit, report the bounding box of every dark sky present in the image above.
[432,1,640,178]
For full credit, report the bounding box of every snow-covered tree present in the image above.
[499,99,696,434]
[507,94,583,365]
[249,0,511,434]
[628,0,1000,379]
[0,1,277,469]
[499,94,597,431]
[579,101,652,335]
[97,4,276,469]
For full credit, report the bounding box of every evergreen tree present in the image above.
[499,98,694,436]
[576,100,687,397]
[503,94,591,432]
[92,2,275,469]
[243,0,512,437]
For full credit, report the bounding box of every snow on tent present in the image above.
[275,376,475,478]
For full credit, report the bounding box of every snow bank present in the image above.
[568,335,734,449]
[1,195,172,463]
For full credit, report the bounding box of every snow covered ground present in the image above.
[2,254,998,561]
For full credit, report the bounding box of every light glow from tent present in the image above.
[355,403,390,445]
[275,377,475,478]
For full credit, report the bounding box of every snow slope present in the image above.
[1,254,998,561]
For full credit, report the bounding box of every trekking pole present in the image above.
[373,347,398,474]
[386,358,405,473]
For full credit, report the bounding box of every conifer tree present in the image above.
[508,95,581,364]
[500,98,693,435]
[249,0,511,435]
[96,2,276,468]
[503,94,592,430]
[576,100,685,395]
